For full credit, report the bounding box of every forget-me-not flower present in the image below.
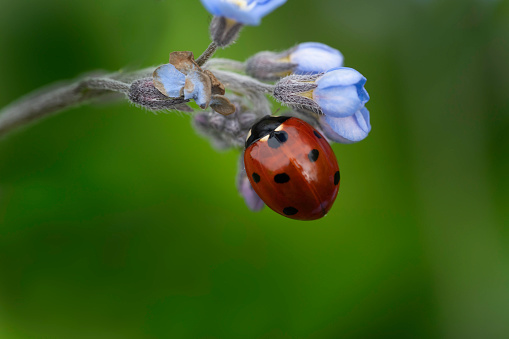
[246,42,344,81]
[200,0,287,26]
[313,67,369,118]
[289,42,344,75]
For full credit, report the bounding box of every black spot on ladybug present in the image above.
[267,131,288,149]
[283,207,298,215]
[252,172,260,183]
[274,173,290,183]
[308,149,319,162]
[313,130,322,139]
[334,171,340,185]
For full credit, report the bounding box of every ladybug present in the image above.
[244,116,340,221]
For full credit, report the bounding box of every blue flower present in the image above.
[313,67,369,118]
[246,42,343,81]
[273,67,371,143]
[290,42,344,75]
[152,64,186,98]
[319,107,371,144]
[200,0,287,26]
[183,70,211,109]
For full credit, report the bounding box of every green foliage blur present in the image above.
[1,0,508,338]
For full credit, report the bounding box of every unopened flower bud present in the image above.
[313,67,369,118]
[128,78,191,111]
[246,42,344,81]
[236,154,265,211]
[274,67,371,143]
[290,42,343,75]
[192,95,259,150]
[246,51,295,81]
[274,67,369,116]
[209,16,243,48]
[273,74,322,113]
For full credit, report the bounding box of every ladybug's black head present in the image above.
[245,115,290,149]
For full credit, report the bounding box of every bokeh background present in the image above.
[1,0,508,338]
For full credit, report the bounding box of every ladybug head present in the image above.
[245,115,290,149]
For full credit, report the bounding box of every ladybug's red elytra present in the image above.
[244,116,340,220]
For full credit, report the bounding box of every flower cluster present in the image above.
[131,0,371,212]
[273,67,371,143]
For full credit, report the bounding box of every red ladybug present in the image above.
[244,116,340,220]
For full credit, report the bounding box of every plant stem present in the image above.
[210,69,275,93]
[0,77,130,139]
[204,58,246,72]
[196,42,218,66]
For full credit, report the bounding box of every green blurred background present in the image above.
[0,0,508,338]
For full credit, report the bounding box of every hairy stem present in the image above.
[209,69,275,94]
[196,42,218,66]
[0,77,130,139]
[207,69,274,117]
[204,58,246,72]
[0,65,276,140]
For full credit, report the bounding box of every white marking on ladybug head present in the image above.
[275,124,284,132]
[246,129,252,142]
[260,135,269,142]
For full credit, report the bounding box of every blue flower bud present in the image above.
[313,67,369,118]
[209,16,243,47]
[290,42,344,75]
[152,64,186,98]
[319,107,371,143]
[128,78,191,112]
[246,42,343,81]
[192,96,258,150]
[200,0,287,26]
[274,67,369,118]
[273,67,371,143]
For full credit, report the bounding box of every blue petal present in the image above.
[355,107,371,133]
[183,71,210,108]
[246,0,287,25]
[313,85,362,118]
[200,0,286,25]
[291,42,344,75]
[356,83,370,105]
[200,0,222,15]
[153,64,186,97]
[315,67,366,89]
[320,107,371,143]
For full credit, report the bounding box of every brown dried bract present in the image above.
[204,70,225,96]
[169,51,199,74]
[154,51,234,115]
